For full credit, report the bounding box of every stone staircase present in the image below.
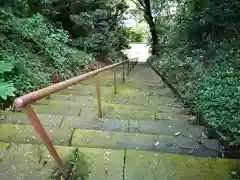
[0,63,239,180]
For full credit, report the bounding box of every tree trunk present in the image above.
[143,0,159,55]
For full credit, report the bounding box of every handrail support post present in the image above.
[122,63,125,83]
[95,74,102,118]
[127,61,130,75]
[22,105,68,178]
[113,67,117,93]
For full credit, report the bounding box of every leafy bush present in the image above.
[197,67,240,135]
[0,2,90,96]
[0,60,16,100]
[150,0,240,137]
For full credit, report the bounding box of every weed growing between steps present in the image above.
[51,149,91,180]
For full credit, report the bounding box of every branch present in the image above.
[131,0,145,11]
[137,0,146,8]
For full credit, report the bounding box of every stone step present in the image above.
[59,84,174,97]
[35,97,95,107]
[33,97,189,115]
[101,93,183,107]
[0,111,64,126]
[1,112,199,138]
[103,107,194,122]
[32,95,188,113]
[0,143,76,180]
[102,103,190,115]
[2,100,192,123]
[60,116,202,138]
[0,143,124,180]
[0,124,219,157]
[1,143,236,180]
[124,150,239,180]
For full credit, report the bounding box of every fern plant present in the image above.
[0,61,16,100]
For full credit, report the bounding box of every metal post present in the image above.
[129,61,132,72]
[23,105,68,178]
[95,74,102,118]
[127,61,130,75]
[113,68,117,94]
[122,63,125,83]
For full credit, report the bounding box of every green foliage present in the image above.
[150,0,240,136]
[0,1,90,96]
[35,0,130,58]
[0,0,133,108]
[71,151,92,180]
[124,28,145,42]
[197,66,240,134]
[0,61,16,100]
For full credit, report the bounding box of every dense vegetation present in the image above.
[0,0,144,107]
[146,0,240,138]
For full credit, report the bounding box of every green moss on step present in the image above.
[0,124,73,145]
[125,150,240,180]
[0,142,9,163]
[33,104,81,116]
[71,129,157,150]
[0,142,9,149]
[74,148,124,180]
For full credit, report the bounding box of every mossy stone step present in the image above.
[0,143,124,180]
[32,102,97,117]
[59,84,173,97]
[0,124,219,157]
[128,119,203,138]
[71,129,219,157]
[34,98,94,107]
[0,110,199,138]
[101,93,183,107]
[74,148,124,180]
[0,142,9,163]
[0,124,73,146]
[0,111,64,127]
[125,150,239,180]
[43,94,95,105]
[102,103,190,115]
[32,104,81,116]
[0,143,77,180]
[103,107,194,122]
[0,143,238,180]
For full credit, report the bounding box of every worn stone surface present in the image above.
[0,144,77,180]
[33,103,81,116]
[0,124,73,146]
[71,129,158,151]
[129,119,204,138]
[125,150,240,180]
[0,111,63,127]
[104,108,193,122]
[102,102,189,114]
[46,94,95,106]
[0,142,9,163]
[74,148,124,180]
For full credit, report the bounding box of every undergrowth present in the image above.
[149,0,240,138]
[0,3,91,102]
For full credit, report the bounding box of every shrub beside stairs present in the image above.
[0,63,239,179]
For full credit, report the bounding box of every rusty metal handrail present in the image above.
[15,60,128,108]
[13,58,138,179]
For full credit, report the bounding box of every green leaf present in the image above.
[0,61,14,74]
[0,82,16,100]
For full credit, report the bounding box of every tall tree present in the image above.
[131,0,158,54]
[131,0,179,55]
